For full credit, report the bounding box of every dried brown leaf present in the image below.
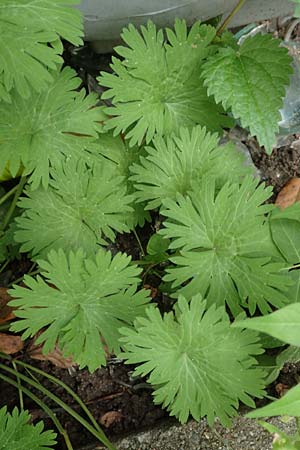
[0,332,23,354]
[99,411,123,428]
[28,337,75,369]
[0,287,14,324]
[275,177,300,210]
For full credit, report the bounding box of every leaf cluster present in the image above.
[0,9,298,433]
[98,19,292,153]
[0,406,56,450]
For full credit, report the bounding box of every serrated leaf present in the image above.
[9,248,150,371]
[98,19,233,147]
[247,384,300,418]
[89,132,150,228]
[202,34,293,153]
[15,158,133,259]
[130,125,252,210]
[0,406,56,450]
[0,0,83,100]
[233,303,300,347]
[0,67,103,189]
[160,176,290,315]
[119,294,265,426]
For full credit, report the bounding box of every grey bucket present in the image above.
[77,0,294,51]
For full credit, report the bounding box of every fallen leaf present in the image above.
[275,382,289,397]
[275,177,300,209]
[0,332,23,354]
[0,287,14,323]
[99,411,123,428]
[28,336,76,369]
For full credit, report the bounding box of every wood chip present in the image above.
[275,177,300,209]
[0,332,23,354]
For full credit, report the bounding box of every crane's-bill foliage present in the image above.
[0,0,83,101]
[98,19,233,147]
[0,406,56,450]
[160,176,292,316]
[131,125,252,210]
[14,158,134,259]
[0,67,103,189]
[9,249,151,371]
[120,295,266,426]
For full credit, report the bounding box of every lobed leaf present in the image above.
[0,0,83,100]
[160,176,291,315]
[98,19,233,147]
[120,294,265,426]
[202,34,293,153]
[130,125,252,209]
[15,158,133,259]
[0,67,103,189]
[90,132,150,228]
[0,406,56,450]
[9,249,151,371]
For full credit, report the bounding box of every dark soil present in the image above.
[2,16,300,450]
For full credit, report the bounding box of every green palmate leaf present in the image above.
[160,176,291,316]
[90,132,150,228]
[233,303,300,347]
[98,19,233,147]
[202,34,293,153]
[9,249,150,371]
[130,125,252,210]
[15,158,133,259]
[0,406,56,450]
[0,0,83,100]
[0,67,103,189]
[119,295,265,426]
[247,384,300,419]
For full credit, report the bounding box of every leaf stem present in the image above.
[0,185,18,207]
[0,362,116,450]
[0,176,27,231]
[14,359,103,435]
[217,0,247,35]
[12,360,24,411]
[0,372,72,450]
[133,229,145,257]
[296,417,300,435]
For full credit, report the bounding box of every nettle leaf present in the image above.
[0,406,56,450]
[233,303,300,347]
[90,132,150,228]
[202,34,293,153]
[9,249,150,371]
[160,176,291,316]
[0,67,103,189]
[131,125,252,210]
[0,0,83,100]
[15,158,133,259]
[119,295,265,426]
[98,19,233,147]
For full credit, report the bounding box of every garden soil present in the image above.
[2,15,300,450]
